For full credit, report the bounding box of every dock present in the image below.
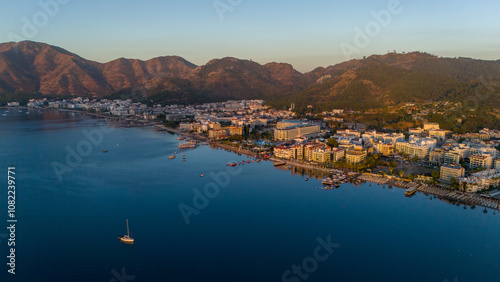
[273,161,287,167]
[405,186,418,196]
[359,173,500,211]
[417,185,500,210]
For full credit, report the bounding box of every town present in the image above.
[8,97,500,209]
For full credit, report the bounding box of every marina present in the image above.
[357,173,500,211]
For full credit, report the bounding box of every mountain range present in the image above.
[1,41,499,109]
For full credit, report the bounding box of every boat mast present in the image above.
[126,219,130,237]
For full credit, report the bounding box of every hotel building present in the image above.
[469,154,493,169]
[346,148,368,164]
[274,121,320,141]
[440,164,465,184]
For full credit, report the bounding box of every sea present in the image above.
[1,109,499,282]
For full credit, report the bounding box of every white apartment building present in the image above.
[469,154,493,169]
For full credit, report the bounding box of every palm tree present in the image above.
[389,166,394,175]
[399,170,404,178]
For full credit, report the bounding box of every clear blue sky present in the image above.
[1,0,499,72]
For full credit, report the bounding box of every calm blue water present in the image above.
[1,109,500,282]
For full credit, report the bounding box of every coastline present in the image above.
[209,142,260,157]
[359,173,500,211]
[48,108,500,212]
[151,123,500,212]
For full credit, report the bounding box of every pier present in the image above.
[417,184,500,210]
[359,173,500,211]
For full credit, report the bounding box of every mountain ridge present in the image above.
[1,41,499,109]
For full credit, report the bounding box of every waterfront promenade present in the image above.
[65,112,500,212]
[210,142,260,157]
[360,173,500,211]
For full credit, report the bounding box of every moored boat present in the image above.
[179,143,196,149]
[119,219,134,244]
[322,178,333,185]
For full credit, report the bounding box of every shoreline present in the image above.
[53,108,500,212]
[359,173,500,211]
[209,142,260,157]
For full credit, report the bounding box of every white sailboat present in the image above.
[119,219,134,244]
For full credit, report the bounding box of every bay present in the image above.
[0,109,499,282]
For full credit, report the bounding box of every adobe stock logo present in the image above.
[7,0,71,44]
[178,165,242,224]
[282,235,341,282]
[340,0,404,60]
[213,0,243,21]
[52,126,115,183]
[109,267,135,282]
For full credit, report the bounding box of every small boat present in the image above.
[102,150,108,153]
[182,159,186,162]
[118,219,134,244]
[230,163,237,167]
[305,178,309,181]
[177,137,185,140]
[322,178,333,185]
[200,174,204,177]
[181,154,185,157]
[169,155,175,159]
[247,161,251,163]
[179,143,196,149]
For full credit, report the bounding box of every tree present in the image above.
[461,182,467,192]
[399,170,404,178]
[389,166,394,175]
[327,138,338,148]
[450,177,457,185]
[431,170,440,179]
[228,135,244,142]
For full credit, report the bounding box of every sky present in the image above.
[1,0,499,72]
